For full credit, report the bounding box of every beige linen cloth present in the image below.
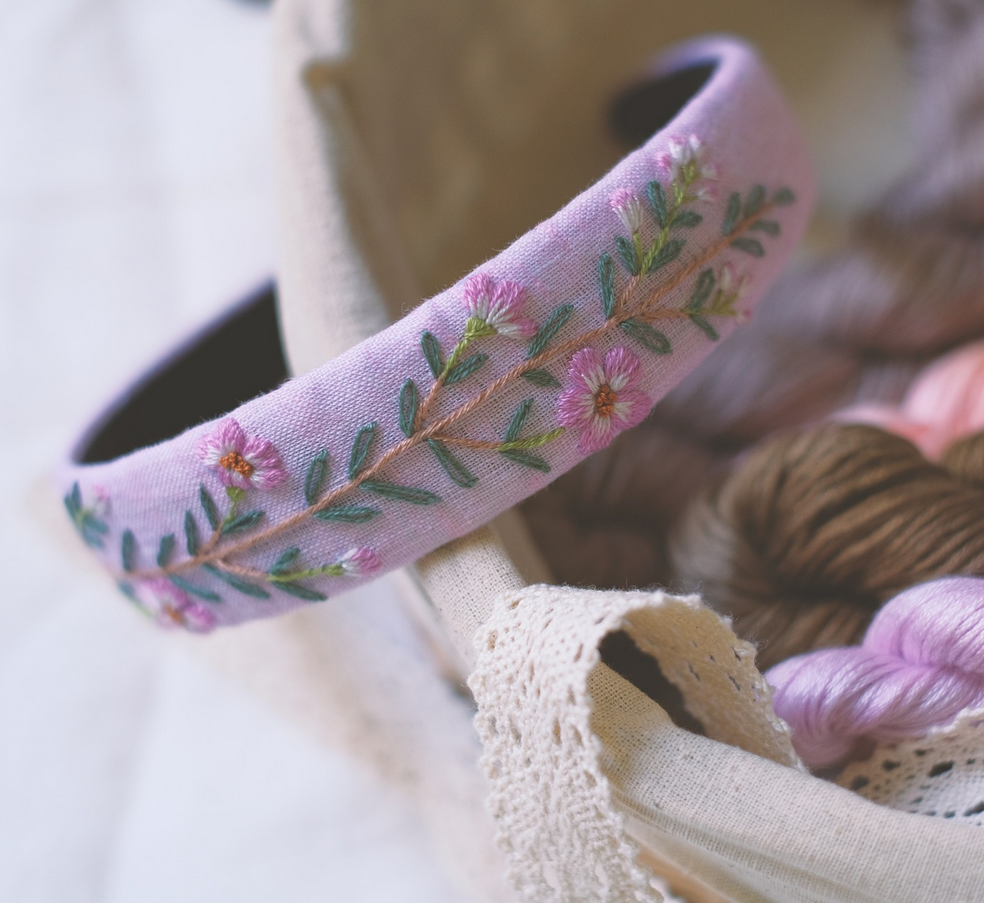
[197,1,984,900]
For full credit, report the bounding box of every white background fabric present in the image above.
[0,2,468,900]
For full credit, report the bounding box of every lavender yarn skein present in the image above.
[766,577,984,769]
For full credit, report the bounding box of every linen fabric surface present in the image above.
[60,37,813,631]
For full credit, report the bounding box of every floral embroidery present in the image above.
[558,346,650,453]
[197,419,287,490]
[76,132,796,617]
[717,263,752,322]
[335,547,381,576]
[610,188,645,235]
[124,577,217,633]
[658,134,718,199]
[463,273,537,339]
[64,483,110,548]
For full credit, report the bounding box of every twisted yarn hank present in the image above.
[668,423,984,669]
[766,577,984,769]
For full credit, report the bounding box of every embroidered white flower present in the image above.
[659,134,718,199]
[609,188,644,234]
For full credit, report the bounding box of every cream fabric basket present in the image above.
[194,1,984,900]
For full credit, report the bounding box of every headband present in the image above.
[60,37,814,633]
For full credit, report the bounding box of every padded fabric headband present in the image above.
[61,37,814,632]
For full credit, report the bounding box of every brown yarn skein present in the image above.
[669,422,984,669]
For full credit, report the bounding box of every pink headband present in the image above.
[60,37,814,633]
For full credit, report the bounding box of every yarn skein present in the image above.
[766,577,984,769]
[669,422,984,669]
[839,339,984,460]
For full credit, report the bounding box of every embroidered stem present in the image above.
[128,203,772,582]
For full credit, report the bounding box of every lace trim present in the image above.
[837,706,984,825]
[469,585,799,902]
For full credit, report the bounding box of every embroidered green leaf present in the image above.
[77,516,108,548]
[183,512,199,556]
[689,313,719,341]
[646,180,667,229]
[421,331,443,378]
[221,511,264,535]
[273,564,346,581]
[304,448,330,506]
[498,428,565,451]
[500,449,551,472]
[271,547,301,576]
[687,269,716,312]
[522,368,561,388]
[275,581,327,602]
[362,480,440,505]
[65,484,109,548]
[427,439,478,488]
[444,353,488,386]
[202,564,270,599]
[121,529,136,572]
[620,318,672,354]
[504,398,533,443]
[644,237,684,274]
[348,422,377,479]
[313,505,381,524]
[751,219,780,236]
[527,304,574,359]
[773,187,796,206]
[168,574,221,602]
[398,379,419,437]
[722,191,741,235]
[199,484,220,531]
[598,253,616,319]
[67,482,82,516]
[157,534,175,568]
[86,518,109,538]
[672,210,703,229]
[730,237,765,258]
[743,184,766,218]
[614,235,640,276]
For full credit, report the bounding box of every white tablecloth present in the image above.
[0,2,467,899]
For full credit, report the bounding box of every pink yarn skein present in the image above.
[838,340,984,460]
[766,577,984,769]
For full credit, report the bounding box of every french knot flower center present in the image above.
[219,451,255,479]
[594,384,618,418]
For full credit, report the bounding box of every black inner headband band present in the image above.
[75,283,288,464]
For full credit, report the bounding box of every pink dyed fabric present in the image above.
[60,37,814,631]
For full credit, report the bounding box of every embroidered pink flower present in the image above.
[557,346,651,454]
[609,188,644,234]
[197,419,287,490]
[336,547,381,576]
[658,134,717,198]
[463,273,537,339]
[130,577,217,633]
